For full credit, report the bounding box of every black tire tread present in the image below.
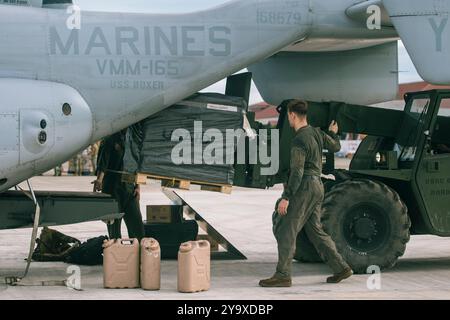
[322,179,411,274]
[295,179,411,274]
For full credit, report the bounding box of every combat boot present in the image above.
[259,276,292,287]
[326,268,353,283]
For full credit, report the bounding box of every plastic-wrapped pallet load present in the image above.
[124,93,247,185]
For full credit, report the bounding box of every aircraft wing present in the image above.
[251,0,450,105]
[249,0,400,106]
[383,0,450,84]
[249,41,399,106]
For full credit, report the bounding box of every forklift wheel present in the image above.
[321,179,411,274]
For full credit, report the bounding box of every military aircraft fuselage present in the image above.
[0,0,396,191]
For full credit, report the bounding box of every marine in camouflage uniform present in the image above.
[260,100,352,287]
[93,130,145,241]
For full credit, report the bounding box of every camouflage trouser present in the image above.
[107,183,145,241]
[273,176,349,278]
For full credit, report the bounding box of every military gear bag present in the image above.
[65,236,109,266]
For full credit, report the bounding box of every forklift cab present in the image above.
[399,90,450,157]
[353,90,450,235]
[406,90,450,235]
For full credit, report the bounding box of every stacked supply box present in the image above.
[123,93,247,185]
[146,205,183,224]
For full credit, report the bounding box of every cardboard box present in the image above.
[197,234,219,252]
[146,205,183,224]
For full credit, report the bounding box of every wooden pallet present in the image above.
[122,172,232,194]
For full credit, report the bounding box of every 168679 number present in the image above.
[257,10,302,25]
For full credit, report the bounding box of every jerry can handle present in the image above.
[120,238,136,245]
[198,240,210,248]
[179,241,193,253]
[141,238,160,251]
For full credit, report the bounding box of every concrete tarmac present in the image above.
[0,176,449,300]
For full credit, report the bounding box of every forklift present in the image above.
[235,89,450,274]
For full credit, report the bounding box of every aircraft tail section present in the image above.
[384,0,450,84]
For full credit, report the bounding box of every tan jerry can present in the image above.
[140,238,161,291]
[178,240,211,293]
[103,238,140,289]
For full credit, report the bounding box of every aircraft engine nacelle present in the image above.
[0,79,93,191]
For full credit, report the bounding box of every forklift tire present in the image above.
[321,179,411,274]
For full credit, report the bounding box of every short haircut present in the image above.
[287,100,308,117]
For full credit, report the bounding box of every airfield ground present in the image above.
[1,159,450,300]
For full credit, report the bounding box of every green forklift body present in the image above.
[237,90,450,236]
[410,91,450,236]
